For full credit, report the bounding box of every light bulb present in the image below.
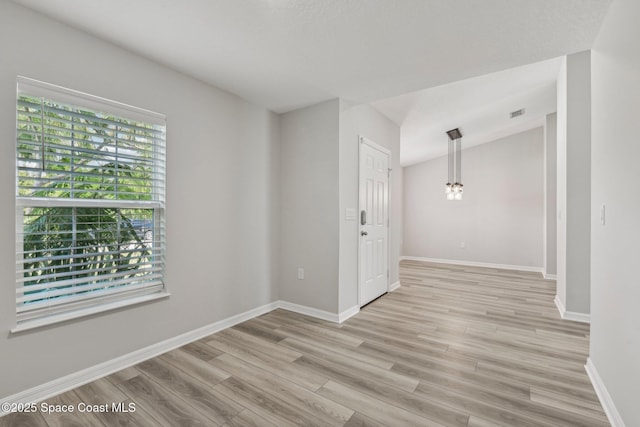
[455,192,462,200]
[447,193,455,200]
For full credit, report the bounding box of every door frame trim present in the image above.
[357,135,391,307]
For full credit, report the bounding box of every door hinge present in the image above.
[387,269,389,278]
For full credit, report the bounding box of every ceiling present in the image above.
[14,0,612,164]
[373,57,562,165]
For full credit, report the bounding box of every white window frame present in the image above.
[13,76,169,332]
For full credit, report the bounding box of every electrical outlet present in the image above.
[297,268,304,280]
[600,204,606,225]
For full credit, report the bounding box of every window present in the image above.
[14,77,167,331]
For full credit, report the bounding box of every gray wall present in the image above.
[279,100,401,315]
[338,101,401,312]
[279,100,340,312]
[403,128,544,269]
[0,2,280,398]
[556,51,592,315]
[591,0,640,424]
[544,113,558,277]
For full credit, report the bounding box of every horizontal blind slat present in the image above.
[17,120,163,148]
[18,273,165,303]
[17,137,163,162]
[16,198,164,209]
[17,261,165,284]
[16,285,166,324]
[18,98,166,137]
[17,280,164,313]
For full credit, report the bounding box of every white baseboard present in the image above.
[543,273,557,280]
[400,256,543,274]
[1,297,368,414]
[278,301,359,324]
[277,300,360,324]
[338,305,360,323]
[554,294,566,317]
[585,358,626,427]
[563,311,590,323]
[278,300,341,323]
[389,281,401,292]
[278,300,360,323]
[0,300,279,416]
[554,295,590,323]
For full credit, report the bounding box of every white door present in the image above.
[359,137,390,306]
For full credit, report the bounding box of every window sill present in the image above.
[10,292,170,334]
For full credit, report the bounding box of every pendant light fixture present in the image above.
[445,128,463,201]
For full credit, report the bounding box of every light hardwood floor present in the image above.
[1,260,608,426]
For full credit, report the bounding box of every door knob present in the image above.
[361,231,368,236]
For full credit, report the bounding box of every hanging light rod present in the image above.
[445,128,463,201]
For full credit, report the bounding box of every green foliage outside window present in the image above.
[17,95,160,302]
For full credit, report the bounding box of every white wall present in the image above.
[403,128,544,269]
[544,113,558,277]
[338,102,401,312]
[556,51,592,315]
[556,59,568,305]
[590,0,640,424]
[0,2,280,399]
[279,100,340,313]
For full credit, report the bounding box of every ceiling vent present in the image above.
[510,108,525,119]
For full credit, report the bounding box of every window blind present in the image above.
[15,77,167,330]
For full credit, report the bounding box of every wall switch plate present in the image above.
[345,208,356,221]
[460,241,466,249]
[297,268,304,280]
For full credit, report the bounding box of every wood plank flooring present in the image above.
[1,260,608,426]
